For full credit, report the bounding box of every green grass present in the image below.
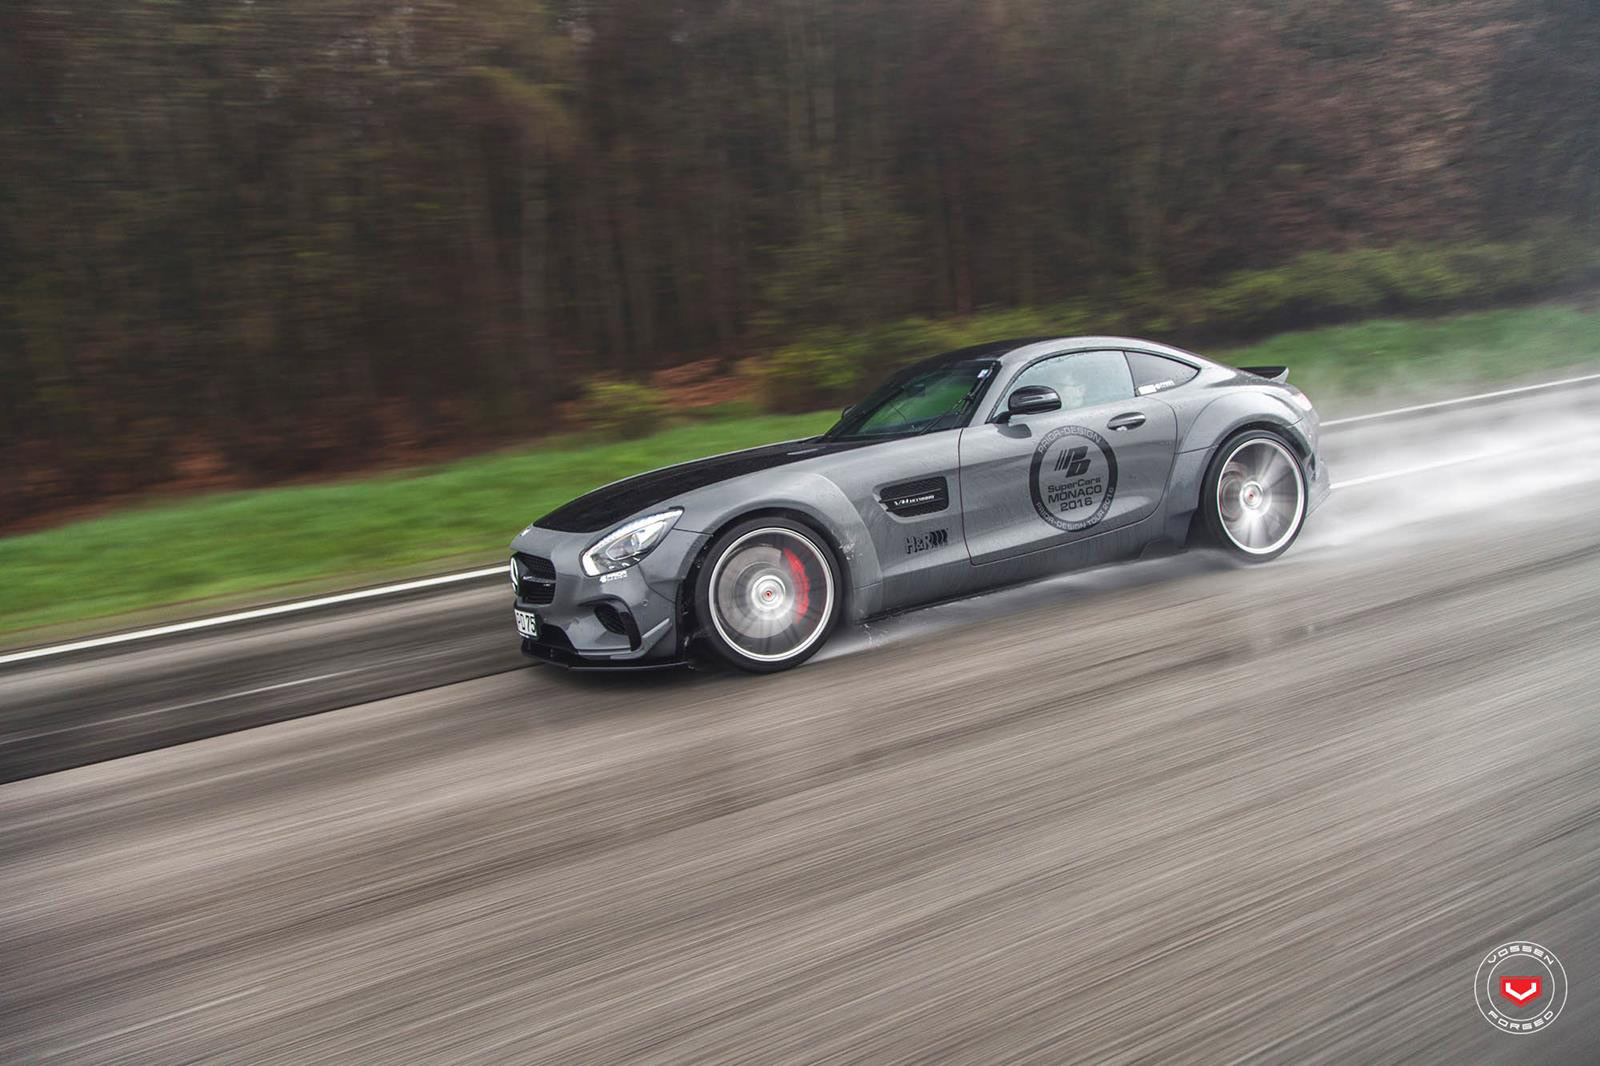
[4,304,1599,641]
[0,413,833,638]
[1213,305,1600,405]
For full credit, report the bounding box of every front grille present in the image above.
[513,553,557,605]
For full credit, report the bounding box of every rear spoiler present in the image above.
[1238,364,1288,383]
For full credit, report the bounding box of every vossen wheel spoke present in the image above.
[1215,438,1305,556]
[709,528,834,662]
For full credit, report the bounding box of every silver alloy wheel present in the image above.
[707,526,835,663]
[1215,437,1305,555]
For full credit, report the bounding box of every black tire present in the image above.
[1199,429,1308,562]
[693,516,842,673]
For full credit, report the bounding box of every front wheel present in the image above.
[694,517,842,673]
[1200,431,1307,562]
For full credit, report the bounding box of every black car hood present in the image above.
[534,437,873,533]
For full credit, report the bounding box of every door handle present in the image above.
[1107,412,1146,431]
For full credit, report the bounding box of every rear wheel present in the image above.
[694,517,841,673]
[1200,431,1307,562]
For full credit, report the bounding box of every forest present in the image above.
[2,0,1597,525]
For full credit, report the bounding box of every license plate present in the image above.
[514,609,540,639]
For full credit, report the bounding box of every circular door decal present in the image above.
[1029,425,1118,532]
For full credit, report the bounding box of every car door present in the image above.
[957,349,1178,565]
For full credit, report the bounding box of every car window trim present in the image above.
[1124,347,1203,397]
[1123,347,1202,372]
[983,346,1138,423]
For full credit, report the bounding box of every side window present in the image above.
[1126,350,1199,395]
[1008,350,1134,412]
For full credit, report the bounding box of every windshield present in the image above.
[824,361,997,440]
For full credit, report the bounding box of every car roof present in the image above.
[908,336,1213,374]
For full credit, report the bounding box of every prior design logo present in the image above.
[1474,941,1568,1034]
[1030,426,1117,532]
[1052,446,1091,476]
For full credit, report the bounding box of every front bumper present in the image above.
[518,633,690,670]
[508,525,709,666]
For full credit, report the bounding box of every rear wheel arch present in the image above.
[1175,416,1308,537]
[1177,416,1312,544]
[1191,416,1307,465]
[1175,386,1306,464]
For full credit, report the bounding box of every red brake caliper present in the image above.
[782,548,811,617]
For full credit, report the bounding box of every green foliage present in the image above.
[759,187,922,332]
[0,412,836,638]
[746,308,1093,412]
[1214,305,1600,408]
[4,0,1599,527]
[1474,1,1600,231]
[1174,235,1600,336]
[737,235,1600,411]
[741,338,862,414]
[570,378,670,439]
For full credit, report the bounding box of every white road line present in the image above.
[1321,371,1600,428]
[0,567,506,666]
[3,370,1598,669]
[1,668,364,744]
[1329,448,1505,491]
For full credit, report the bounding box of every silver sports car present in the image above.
[510,336,1330,672]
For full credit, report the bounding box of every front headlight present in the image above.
[581,509,683,576]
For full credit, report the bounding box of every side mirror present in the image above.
[999,385,1061,422]
[840,405,853,420]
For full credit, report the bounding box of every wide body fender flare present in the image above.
[1163,392,1313,534]
[675,470,885,623]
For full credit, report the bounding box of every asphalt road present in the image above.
[3,382,1599,1063]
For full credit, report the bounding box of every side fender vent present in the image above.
[879,476,949,517]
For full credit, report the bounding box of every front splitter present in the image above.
[519,637,692,671]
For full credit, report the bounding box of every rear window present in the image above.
[1127,351,1199,395]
